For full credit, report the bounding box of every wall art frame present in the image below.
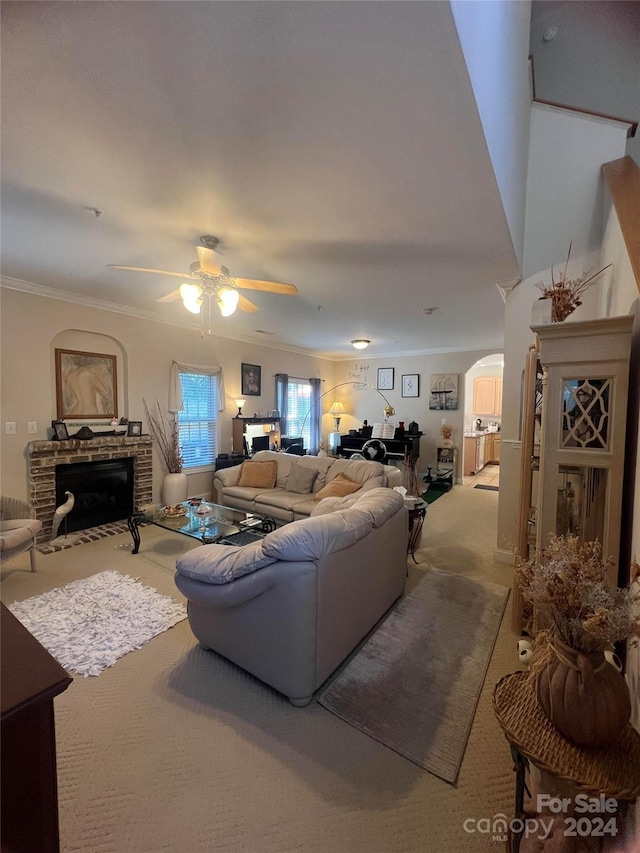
[402,374,420,398]
[377,367,394,391]
[429,374,459,410]
[55,348,117,420]
[241,363,261,397]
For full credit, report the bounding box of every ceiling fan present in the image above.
[108,236,298,331]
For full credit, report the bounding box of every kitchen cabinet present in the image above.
[464,434,487,476]
[485,433,501,463]
[473,376,502,416]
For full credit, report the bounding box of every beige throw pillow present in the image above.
[286,463,318,495]
[314,473,362,501]
[237,460,277,489]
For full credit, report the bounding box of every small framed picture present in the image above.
[127,421,142,436]
[242,363,261,397]
[402,374,420,398]
[377,367,394,391]
[52,420,69,441]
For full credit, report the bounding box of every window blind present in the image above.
[178,372,219,468]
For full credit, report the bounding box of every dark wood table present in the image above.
[1,602,72,853]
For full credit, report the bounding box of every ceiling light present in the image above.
[351,339,370,350]
[180,282,203,314]
[217,287,239,317]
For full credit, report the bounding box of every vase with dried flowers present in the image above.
[440,423,453,448]
[535,242,612,323]
[143,398,186,505]
[515,534,639,746]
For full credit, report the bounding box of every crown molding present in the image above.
[495,276,521,303]
[1,275,505,362]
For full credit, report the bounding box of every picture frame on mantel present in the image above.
[55,348,117,420]
[402,374,419,398]
[51,420,69,441]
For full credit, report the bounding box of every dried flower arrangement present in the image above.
[535,242,612,322]
[515,534,640,653]
[143,398,183,474]
[440,424,452,441]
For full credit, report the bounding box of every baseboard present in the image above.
[494,548,515,565]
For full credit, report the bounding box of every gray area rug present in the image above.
[474,484,499,492]
[318,568,509,784]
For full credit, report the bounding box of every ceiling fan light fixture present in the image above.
[351,339,370,350]
[180,282,203,314]
[217,287,239,317]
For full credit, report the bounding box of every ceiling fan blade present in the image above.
[237,294,259,313]
[108,265,188,280]
[234,277,298,295]
[158,289,181,303]
[196,246,222,276]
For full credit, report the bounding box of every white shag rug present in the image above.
[8,570,187,677]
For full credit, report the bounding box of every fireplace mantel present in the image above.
[28,436,153,541]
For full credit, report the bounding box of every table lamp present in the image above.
[329,401,346,430]
[234,399,246,418]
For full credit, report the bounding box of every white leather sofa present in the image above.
[213,449,402,522]
[174,488,407,706]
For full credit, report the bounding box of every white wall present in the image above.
[522,103,630,281]
[530,0,640,164]
[451,0,532,268]
[331,350,501,482]
[0,286,336,502]
[498,107,631,562]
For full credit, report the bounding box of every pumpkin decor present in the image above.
[515,535,639,747]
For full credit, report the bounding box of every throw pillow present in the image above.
[286,463,318,495]
[237,460,277,489]
[314,472,362,501]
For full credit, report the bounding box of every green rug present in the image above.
[422,483,450,505]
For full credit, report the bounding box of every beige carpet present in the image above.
[1,487,520,853]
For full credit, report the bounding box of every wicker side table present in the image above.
[493,671,640,853]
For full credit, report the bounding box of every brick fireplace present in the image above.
[27,435,153,541]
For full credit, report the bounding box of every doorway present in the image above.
[463,354,503,486]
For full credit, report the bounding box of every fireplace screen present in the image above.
[55,458,134,533]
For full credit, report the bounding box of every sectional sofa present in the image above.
[175,487,408,705]
[212,449,402,522]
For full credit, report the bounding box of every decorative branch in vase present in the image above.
[143,399,183,473]
[535,242,612,322]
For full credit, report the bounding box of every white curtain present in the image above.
[168,361,226,413]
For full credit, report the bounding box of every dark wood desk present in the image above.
[1,603,72,853]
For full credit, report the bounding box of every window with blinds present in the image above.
[284,378,312,448]
[178,372,219,468]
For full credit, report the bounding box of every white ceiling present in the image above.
[1,1,521,359]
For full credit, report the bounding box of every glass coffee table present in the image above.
[127,501,275,554]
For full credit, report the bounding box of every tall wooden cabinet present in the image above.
[527,316,633,585]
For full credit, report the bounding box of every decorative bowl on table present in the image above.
[161,504,187,518]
